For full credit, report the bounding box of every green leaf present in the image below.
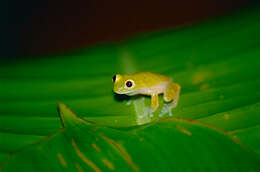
[1,103,259,171]
[0,5,260,170]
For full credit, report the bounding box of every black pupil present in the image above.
[126,81,132,87]
[112,75,116,82]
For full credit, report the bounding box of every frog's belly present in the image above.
[138,82,168,95]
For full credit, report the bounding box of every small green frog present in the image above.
[112,72,181,112]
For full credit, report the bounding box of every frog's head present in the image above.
[112,74,138,96]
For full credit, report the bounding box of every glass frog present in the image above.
[112,72,181,113]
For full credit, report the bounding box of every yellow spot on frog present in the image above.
[74,162,84,172]
[177,125,192,136]
[72,139,101,172]
[224,114,229,120]
[57,153,67,167]
[91,143,101,152]
[102,158,115,170]
[139,138,144,142]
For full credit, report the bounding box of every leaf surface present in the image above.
[0,5,260,169]
[1,104,259,172]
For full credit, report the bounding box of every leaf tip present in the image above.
[57,102,78,128]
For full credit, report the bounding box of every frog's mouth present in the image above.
[114,89,137,96]
[125,92,136,96]
[114,90,130,95]
[113,88,125,95]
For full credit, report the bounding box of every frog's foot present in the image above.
[163,82,180,111]
[161,104,173,117]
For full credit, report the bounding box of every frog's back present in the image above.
[133,72,170,88]
[138,72,169,80]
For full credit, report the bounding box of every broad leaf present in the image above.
[1,104,259,171]
[0,5,260,170]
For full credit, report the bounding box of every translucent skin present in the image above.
[113,72,181,112]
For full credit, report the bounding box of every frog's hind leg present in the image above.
[163,83,181,110]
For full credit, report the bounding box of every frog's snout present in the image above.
[113,88,122,94]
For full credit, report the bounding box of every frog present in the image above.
[112,72,181,113]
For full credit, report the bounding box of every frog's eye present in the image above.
[112,75,116,82]
[126,80,133,88]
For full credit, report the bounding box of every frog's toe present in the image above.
[161,104,173,117]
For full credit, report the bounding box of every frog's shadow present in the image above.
[113,92,144,102]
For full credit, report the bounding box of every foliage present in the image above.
[0,5,260,171]
[1,104,260,171]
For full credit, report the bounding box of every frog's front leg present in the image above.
[164,83,181,110]
[151,93,159,112]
